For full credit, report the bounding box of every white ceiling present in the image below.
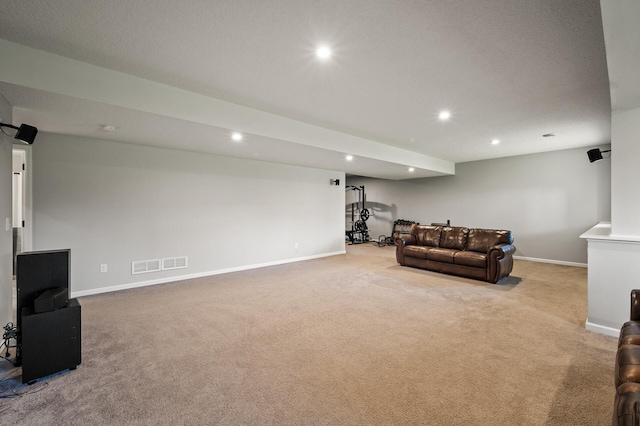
[0,0,611,180]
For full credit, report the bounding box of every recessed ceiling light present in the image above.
[345,155,353,161]
[438,110,451,121]
[491,139,500,145]
[316,46,332,60]
[231,132,243,142]
[542,133,556,138]
[408,167,415,172]
[101,125,116,131]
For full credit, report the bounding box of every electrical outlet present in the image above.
[5,218,10,232]
[100,264,108,273]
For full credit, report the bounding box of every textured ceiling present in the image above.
[0,0,612,179]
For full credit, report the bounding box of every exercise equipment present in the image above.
[376,220,419,248]
[345,185,370,244]
[376,235,397,247]
[391,219,419,242]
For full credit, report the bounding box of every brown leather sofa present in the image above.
[614,290,640,425]
[395,224,515,283]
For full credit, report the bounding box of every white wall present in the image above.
[32,133,345,296]
[347,146,611,265]
[611,106,640,237]
[579,0,640,336]
[0,95,12,325]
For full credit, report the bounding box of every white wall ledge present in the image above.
[582,221,640,335]
[580,221,640,243]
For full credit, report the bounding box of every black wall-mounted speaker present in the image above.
[587,148,603,163]
[15,124,38,144]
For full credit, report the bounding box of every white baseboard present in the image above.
[71,250,346,298]
[513,255,587,268]
[585,320,620,338]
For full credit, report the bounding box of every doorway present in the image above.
[12,148,26,276]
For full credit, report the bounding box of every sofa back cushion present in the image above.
[467,229,514,253]
[439,226,469,250]
[411,225,442,247]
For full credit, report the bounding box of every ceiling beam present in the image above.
[0,38,454,176]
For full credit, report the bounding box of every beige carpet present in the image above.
[0,244,617,425]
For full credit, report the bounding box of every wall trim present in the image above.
[513,255,587,268]
[71,250,346,298]
[585,320,620,338]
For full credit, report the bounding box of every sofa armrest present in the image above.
[395,235,416,265]
[631,290,640,321]
[489,243,515,259]
[614,387,640,426]
[488,244,516,283]
[397,235,416,247]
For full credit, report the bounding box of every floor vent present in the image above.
[162,256,188,271]
[131,259,162,275]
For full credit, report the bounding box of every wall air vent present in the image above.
[162,256,188,271]
[131,259,162,275]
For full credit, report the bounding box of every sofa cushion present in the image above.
[620,321,640,347]
[403,245,431,260]
[467,229,514,253]
[616,345,640,388]
[411,225,442,247]
[427,247,457,263]
[617,381,640,395]
[454,251,487,268]
[439,227,469,250]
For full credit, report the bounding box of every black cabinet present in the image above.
[21,299,81,384]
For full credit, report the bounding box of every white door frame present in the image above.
[12,145,32,252]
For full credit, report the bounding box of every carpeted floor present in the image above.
[0,244,617,425]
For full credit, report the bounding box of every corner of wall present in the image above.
[0,94,13,325]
